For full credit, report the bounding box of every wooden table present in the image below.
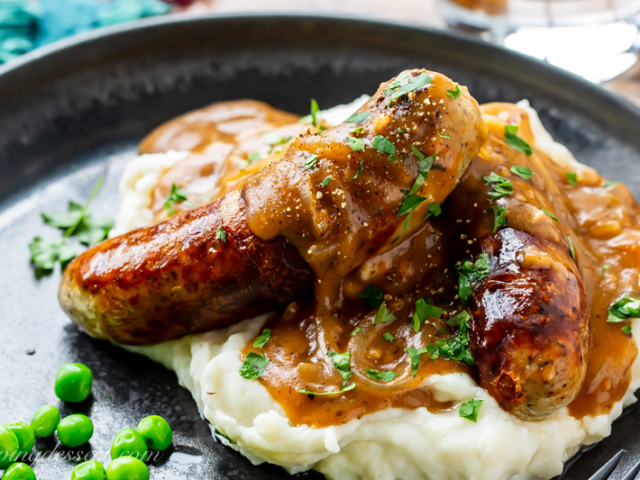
[179,0,640,107]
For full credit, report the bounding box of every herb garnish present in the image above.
[608,296,640,325]
[446,84,461,99]
[345,136,365,151]
[350,327,361,337]
[215,226,227,244]
[405,347,429,377]
[320,176,332,186]
[398,195,427,231]
[601,264,610,278]
[457,253,490,306]
[412,298,445,332]
[164,183,188,217]
[622,324,633,335]
[438,133,452,140]
[365,369,398,382]
[425,202,442,219]
[375,300,397,324]
[372,135,396,155]
[483,172,513,200]
[359,285,384,309]
[385,71,432,105]
[567,235,576,261]
[328,351,353,386]
[382,332,395,342]
[408,146,436,196]
[541,208,559,222]
[239,352,269,379]
[504,125,532,155]
[344,111,370,124]
[263,132,292,147]
[345,160,364,180]
[297,383,356,396]
[490,205,507,233]
[253,329,271,349]
[566,172,578,186]
[28,238,77,277]
[459,399,483,422]
[604,180,618,188]
[510,165,533,181]
[425,310,475,366]
[310,98,320,127]
[303,153,319,170]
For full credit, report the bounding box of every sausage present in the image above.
[59,191,314,345]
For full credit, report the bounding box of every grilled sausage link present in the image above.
[469,228,589,419]
[59,191,314,345]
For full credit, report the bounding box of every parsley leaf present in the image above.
[483,172,513,200]
[566,172,578,186]
[504,125,532,155]
[457,253,490,306]
[297,383,356,396]
[601,264,610,278]
[541,208,559,222]
[239,352,269,379]
[247,152,262,163]
[447,84,461,99]
[365,369,398,382]
[350,327,361,337]
[386,72,432,105]
[398,195,427,218]
[359,285,384,309]
[424,202,442,219]
[303,153,319,170]
[345,160,364,180]
[164,183,188,217]
[263,132,292,146]
[510,165,533,181]
[608,296,640,323]
[425,310,475,366]
[375,300,397,324]
[382,332,395,342]
[344,111,370,124]
[622,323,633,334]
[253,329,271,349]
[459,399,483,422]
[604,180,619,188]
[438,133,452,140]
[447,310,471,327]
[405,347,430,377]
[328,351,353,386]
[345,136,364,151]
[412,298,445,333]
[320,176,332,186]
[567,235,576,261]
[490,205,507,233]
[408,146,436,195]
[215,226,227,244]
[28,237,77,277]
[310,98,320,127]
[372,135,396,155]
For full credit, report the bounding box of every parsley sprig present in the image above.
[385,71,432,105]
[459,398,483,422]
[457,253,490,306]
[483,172,513,200]
[359,285,384,309]
[164,183,187,217]
[375,301,397,324]
[608,296,640,333]
[239,329,271,379]
[425,310,475,366]
[504,125,532,155]
[412,298,445,332]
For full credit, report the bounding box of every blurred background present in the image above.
[2,0,640,104]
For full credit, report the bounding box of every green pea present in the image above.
[105,457,149,480]
[0,425,19,469]
[137,415,172,451]
[71,460,106,480]
[1,462,36,480]
[110,429,147,461]
[55,363,93,403]
[30,405,60,438]
[57,414,93,448]
[2,422,34,458]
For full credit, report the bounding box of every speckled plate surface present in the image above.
[1,14,640,480]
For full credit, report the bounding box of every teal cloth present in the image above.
[0,0,172,64]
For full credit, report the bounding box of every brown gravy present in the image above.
[141,99,640,427]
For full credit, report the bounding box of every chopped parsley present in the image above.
[541,208,559,222]
[622,324,633,335]
[405,347,430,376]
[566,172,578,186]
[382,332,395,342]
[490,205,507,233]
[345,160,364,180]
[365,369,398,382]
[459,399,483,422]
[253,329,271,349]
[412,298,445,332]
[425,310,475,366]
[239,352,269,379]
[601,264,610,278]
[375,300,397,324]
[297,383,356,397]
[320,176,332,186]
[328,351,353,386]
[446,84,461,99]
[263,132,292,146]
[483,172,513,200]
[385,71,432,105]
[359,285,384,309]
[350,126,364,136]
[28,238,77,277]
[350,327,361,337]
[345,136,365,151]
[344,111,370,124]
[504,125,532,155]
[303,153,319,170]
[603,180,618,188]
[567,235,576,261]
[510,165,533,181]
[164,183,188,217]
[438,133,452,140]
[425,202,442,219]
[408,146,436,196]
[398,195,427,231]
[372,135,396,155]
[310,98,320,127]
[215,226,227,244]
[608,296,640,323]
[457,253,490,306]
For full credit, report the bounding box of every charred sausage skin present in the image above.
[469,228,589,419]
[59,191,314,345]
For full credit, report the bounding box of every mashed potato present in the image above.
[117,99,640,480]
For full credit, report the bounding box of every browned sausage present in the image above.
[59,191,314,345]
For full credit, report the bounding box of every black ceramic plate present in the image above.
[2,13,640,480]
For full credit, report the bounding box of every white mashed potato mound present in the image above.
[118,98,640,480]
